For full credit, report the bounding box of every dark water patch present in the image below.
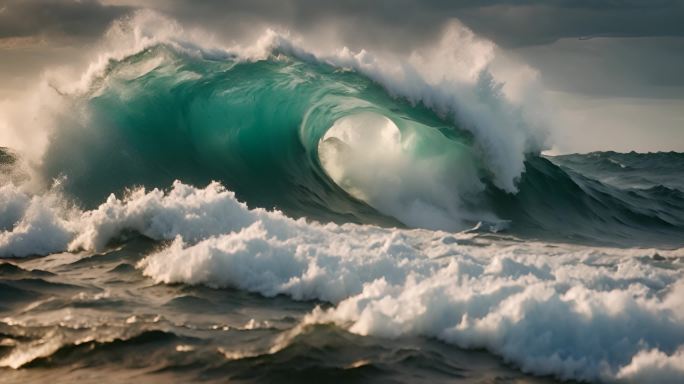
[552,151,684,191]
[10,297,71,314]
[23,330,185,369]
[177,284,324,314]
[2,278,83,293]
[0,263,54,278]
[206,324,564,384]
[0,281,43,312]
[488,156,684,248]
[164,295,217,312]
[109,263,136,274]
[0,147,16,166]
[68,236,159,268]
[69,298,129,310]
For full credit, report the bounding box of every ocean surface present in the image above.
[1,21,684,384]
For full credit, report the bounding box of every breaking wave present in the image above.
[1,12,677,246]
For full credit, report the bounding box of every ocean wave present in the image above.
[3,11,549,231]
[0,329,180,369]
[0,12,682,243]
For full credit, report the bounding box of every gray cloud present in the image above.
[4,1,682,47]
[455,1,684,47]
[513,36,684,99]
[3,0,683,98]
[139,0,684,99]
[106,0,684,49]
[0,0,131,40]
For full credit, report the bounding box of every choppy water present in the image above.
[1,235,577,384]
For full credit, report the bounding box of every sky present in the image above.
[1,0,683,153]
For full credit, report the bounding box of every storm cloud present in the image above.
[3,1,683,46]
[0,0,131,40]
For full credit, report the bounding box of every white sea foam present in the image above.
[1,181,683,381]
[616,347,684,383]
[0,183,77,257]
[138,211,684,382]
[132,181,683,383]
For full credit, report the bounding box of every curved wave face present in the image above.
[43,45,490,230]
[37,44,684,246]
